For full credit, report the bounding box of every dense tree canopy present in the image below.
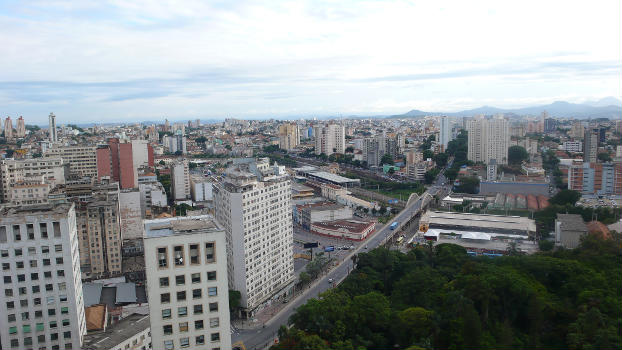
[549,189,581,206]
[273,236,622,350]
[454,176,480,194]
[508,145,529,165]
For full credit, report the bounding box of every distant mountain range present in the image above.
[392,97,622,119]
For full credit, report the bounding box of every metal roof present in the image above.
[115,282,137,304]
[82,283,103,307]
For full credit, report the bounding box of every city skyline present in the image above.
[1,0,620,123]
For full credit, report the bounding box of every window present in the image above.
[58,282,66,291]
[162,309,171,319]
[192,289,201,299]
[173,245,184,266]
[1,249,8,257]
[54,244,62,252]
[195,320,204,330]
[23,324,32,333]
[0,226,6,242]
[31,272,39,280]
[62,319,70,326]
[178,306,187,317]
[13,225,21,241]
[8,313,16,322]
[5,288,13,296]
[18,274,25,282]
[10,339,18,348]
[27,224,35,240]
[40,223,48,239]
[157,247,168,268]
[20,299,28,307]
[32,285,40,293]
[16,261,24,269]
[50,320,57,328]
[37,334,45,343]
[2,263,9,270]
[179,322,188,332]
[61,307,68,314]
[205,242,215,263]
[209,302,218,312]
[163,325,173,335]
[43,259,51,266]
[24,337,33,345]
[207,271,217,281]
[57,270,65,277]
[46,283,53,291]
[208,287,217,297]
[191,273,201,284]
[37,323,44,331]
[56,257,64,264]
[161,293,170,303]
[164,340,173,350]
[210,318,219,328]
[9,326,17,334]
[28,247,36,255]
[60,294,67,302]
[4,276,11,283]
[175,275,185,286]
[6,301,14,309]
[30,260,37,268]
[19,287,27,295]
[159,277,169,287]
[210,333,220,342]
[193,304,203,315]
[48,309,56,316]
[42,246,49,254]
[196,335,205,345]
[15,248,22,256]
[22,311,29,320]
[63,331,71,339]
[53,222,61,237]
[189,244,199,264]
[180,337,190,348]
[35,310,42,317]
[177,291,186,301]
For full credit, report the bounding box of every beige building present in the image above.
[314,123,345,156]
[278,123,300,151]
[8,181,51,206]
[467,115,510,165]
[45,145,98,178]
[171,160,190,201]
[0,157,66,203]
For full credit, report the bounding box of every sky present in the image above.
[0,0,620,124]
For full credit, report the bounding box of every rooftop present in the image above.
[144,215,221,238]
[307,171,360,184]
[83,314,150,350]
[557,214,588,232]
[422,211,537,232]
[0,203,73,217]
[312,219,374,232]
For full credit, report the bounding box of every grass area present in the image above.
[378,188,421,200]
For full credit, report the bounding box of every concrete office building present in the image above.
[583,127,599,163]
[48,113,58,143]
[562,141,583,153]
[190,175,213,202]
[131,139,155,170]
[45,145,98,178]
[214,158,294,317]
[0,204,87,350]
[144,215,231,350]
[278,123,300,151]
[0,157,66,203]
[119,189,143,240]
[439,116,451,151]
[139,181,168,218]
[467,115,510,165]
[171,160,190,201]
[97,138,138,189]
[314,124,345,156]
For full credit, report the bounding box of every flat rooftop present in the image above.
[82,314,150,350]
[0,203,73,216]
[312,219,374,232]
[421,211,536,232]
[307,171,360,185]
[144,215,221,238]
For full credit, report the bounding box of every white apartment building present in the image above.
[190,175,213,202]
[314,124,345,156]
[439,116,451,150]
[144,215,231,350]
[139,182,168,217]
[466,116,510,165]
[0,158,66,203]
[44,145,98,178]
[0,203,86,350]
[171,160,190,201]
[49,113,58,143]
[131,140,151,170]
[562,141,583,153]
[213,158,294,317]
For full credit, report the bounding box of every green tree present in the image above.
[454,176,479,194]
[508,145,529,165]
[380,153,394,166]
[433,152,448,167]
[549,189,581,206]
[597,152,612,162]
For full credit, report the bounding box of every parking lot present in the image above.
[294,224,365,261]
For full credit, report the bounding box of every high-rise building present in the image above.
[213,158,294,318]
[466,116,510,165]
[0,158,66,203]
[15,116,25,138]
[131,139,155,170]
[48,113,58,143]
[44,145,98,178]
[570,121,584,139]
[171,160,190,201]
[568,161,622,195]
[96,138,137,189]
[166,133,187,154]
[4,116,13,139]
[439,116,451,150]
[314,124,345,156]
[583,127,599,163]
[278,123,300,151]
[0,203,87,350]
[143,215,231,350]
[543,118,558,133]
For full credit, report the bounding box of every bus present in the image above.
[389,221,399,230]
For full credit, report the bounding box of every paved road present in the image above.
[233,186,442,350]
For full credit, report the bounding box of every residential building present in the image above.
[15,116,25,138]
[45,145,98,178]
[119,189,143,240]
[4,116,13,139]
[562,141,583,153]
[190,175,213,202]
[466,115,510,165]
[439,116,451,150]
[213,158,294,317]
[405,149,423,165]
[567,161,622,195]
[166,133,187,155]
[171,160,190,201]
[314,124,345,156]
[0,204,87,350]
[8,180,51,206]
[555,214,588,249]
[97,138,137,189]
[583,127,599,163]
[49,113,58,143]
[131,140,155,170]
[82,314,151,350]
[139,181,168,218]
[570,121,584,139]
[0,157,66,203]
[143,215,231,350]
[278,123,300,151]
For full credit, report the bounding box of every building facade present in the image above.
[467,116,510,165]
[144,215,231,350]
[0,204,87,350]
[278,123,300,151]
[314,124,345,156]
[48,113,58,143]
[171,160,190,201]
[0,157,66,203]
[567,161,622,195]
[96,139,137,189]
[583,127,599,163]
[45,145,98,178]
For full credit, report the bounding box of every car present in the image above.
[328,278,334,283]
[283,299,289,304]
[364,245,368,249]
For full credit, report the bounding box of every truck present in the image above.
[389,221,399,230]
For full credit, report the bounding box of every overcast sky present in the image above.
[1,0,620,124]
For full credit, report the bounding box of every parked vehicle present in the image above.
[390,221,399,230]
